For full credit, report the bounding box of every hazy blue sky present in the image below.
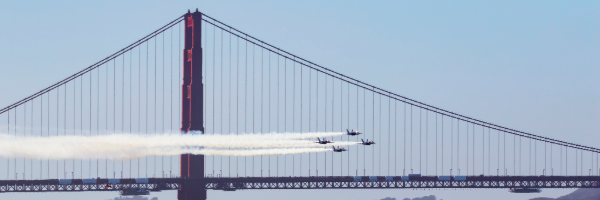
[0,1,599,200]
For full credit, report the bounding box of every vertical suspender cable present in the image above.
[91,68,93,178]
[146,41,149,178]
[244,36,247,176]
[387,94,395,175]
[114,57,117,178]
[99,62,101,178]
[331,77,334,176]
[11,101,14,179]
[67,81,69,178]
[29,101,32,179]
[7,105,9,179]
[15,104,17,179]
[123,46,126,178]
[229,29,232,177]
[75,76,78,178]
[22,100,25,179]
[157,36,158,177]
[261,46,264,176]
[54,88,57,179]
[30,101,33,179]
[284,57,286,176]
[292,57,295,176]
[403,103,406,175]
[276,51,278,177]
[138,43,142,178]
[162,31,165,177]
[316,71,318,175]
[252,39,256,177]
[169,27,172,178]
[236,36,239,177]
[131,45,134,178]
[220,29,223,177]
[267,51,268,177]
[300,58,303,176]
[220,29,224,177]
[82,69,84,178]
[290,57,294,176]
[212,24,216,176]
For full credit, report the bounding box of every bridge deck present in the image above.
[1,176,599,193]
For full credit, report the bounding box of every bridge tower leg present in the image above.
[179,9,206,200]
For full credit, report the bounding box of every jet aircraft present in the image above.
[315,137,333,144]
[346,129,362,136]
[361,138,376,145]
[332,145,348,152]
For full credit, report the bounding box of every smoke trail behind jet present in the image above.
[0,132,354,160]
[144,148,333,158]
[0,146,333,160]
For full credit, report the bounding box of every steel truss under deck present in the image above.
[1,176,599,193]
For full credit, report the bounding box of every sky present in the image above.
[0,1,599,200]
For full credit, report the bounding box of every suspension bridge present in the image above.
[1,9,599,200]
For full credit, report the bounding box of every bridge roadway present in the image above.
[1,176,599,193]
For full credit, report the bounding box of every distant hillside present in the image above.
[531,189,600,200]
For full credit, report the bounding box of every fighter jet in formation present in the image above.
[332,145,348,152]
[346,129,362,136]
[360,138,376,145]
[315,137,333,144]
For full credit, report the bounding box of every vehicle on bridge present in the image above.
[120,188,150,196]
[509,188,541,193]
[315,137,333,144]
[346,129,362,136]
[360,138,376,145]
[332,146,348,152]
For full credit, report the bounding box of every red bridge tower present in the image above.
[179,9,206,200]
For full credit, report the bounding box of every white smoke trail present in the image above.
[169,131,345,140]
[0,132,355,160]
[148,148,333,158]
[0,147,333,160]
